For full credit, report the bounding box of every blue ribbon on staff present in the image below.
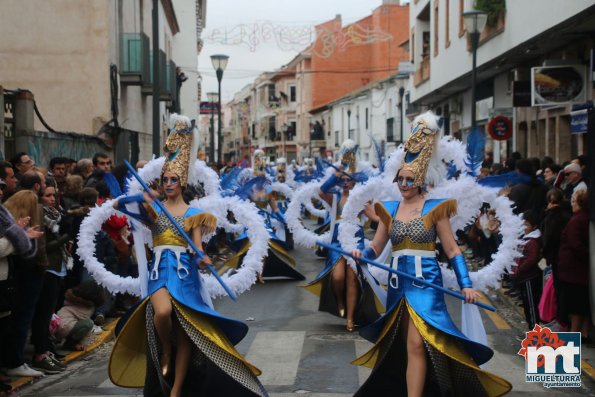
[316,241,496,312]
[323,160,356,181]
[123,160,237,301]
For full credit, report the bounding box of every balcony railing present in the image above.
[141,50,174,102]
[413,56,431,87]
[120,33,150,86]
[161,59,177,101]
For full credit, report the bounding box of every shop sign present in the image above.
[531,65,587,106]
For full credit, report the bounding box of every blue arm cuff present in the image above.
[362,247,377,260]
[449,254,472,289]
[320,174,340,194]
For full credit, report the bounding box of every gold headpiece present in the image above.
[253,149,266,176]
[400,112,439,187]
[162,114,194,187]
[339,139,358,173]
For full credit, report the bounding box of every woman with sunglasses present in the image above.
[350,112,511,396]
[108,116,267,397]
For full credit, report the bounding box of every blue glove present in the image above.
[114,194,147,222]
[272,210,286,224]
[449,255,472,289]
[117,193,144,206]
[320,174,341,193]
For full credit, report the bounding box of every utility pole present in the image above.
[152,0,161,157]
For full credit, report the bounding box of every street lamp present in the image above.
[206,91,219,164]
[344,101,353,140]
[211,54,229,165]
[462,10,488,133]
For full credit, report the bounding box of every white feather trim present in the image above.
[338,171,524,292]
[193,160,220,196]
[270,182,294,200]
[413,110,440,132]
[77,199,142,296]
[286,181,332,247]
[193,195,268,299]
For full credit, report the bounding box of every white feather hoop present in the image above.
[81,155,267,298]
[76,199,141,296]
[193,195,268,298]
[286,181,332,248]
[77,195,269,298]
[270,182,294,200]
[338,173,524,292]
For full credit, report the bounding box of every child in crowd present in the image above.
[55,281,105,351]
[512,211,543,337]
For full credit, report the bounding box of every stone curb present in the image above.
[5,319,117,393]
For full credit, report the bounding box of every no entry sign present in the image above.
[487,116,513,141]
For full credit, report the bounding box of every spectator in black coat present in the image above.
[508,159,548,216]
[541,188,571,325]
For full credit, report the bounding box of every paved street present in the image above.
[17,245,595,397]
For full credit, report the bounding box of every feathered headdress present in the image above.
[162,114,195,187]
[400,111,440,188]
[253,149,266,176]
[338,139,359,173]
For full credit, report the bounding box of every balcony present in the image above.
[161,60,177,102]
[141,51,175,102]
[120,33,150,86]
[413,56,430,87]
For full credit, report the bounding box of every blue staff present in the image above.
[123,160,237,301]
[316,241,496,312]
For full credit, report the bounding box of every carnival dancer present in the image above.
[273,158,289,212]
[272,157,294,249]
[301,141,380,332]
[107,116,267,397]
[350,112,511,396]
[224,150,303,281]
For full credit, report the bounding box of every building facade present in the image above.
[223,2,411,165]
[0,0,206,163]
[408,0,595,164]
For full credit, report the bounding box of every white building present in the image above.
[408,0,595,164]
[311,74,408,166]
[0,0,207,164]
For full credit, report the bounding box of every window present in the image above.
[459,0,465,37]
[290,121,297,140]
[387,117,395,142]
[445,0,451,48]
[434,0,439,57]
[365,108,369,129]
[289,85,296,102]
[411,28,415,63]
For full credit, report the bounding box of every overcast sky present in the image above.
[198,0,388,102]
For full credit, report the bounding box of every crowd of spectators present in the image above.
[0,152,144,389]
[465,152,590,341]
